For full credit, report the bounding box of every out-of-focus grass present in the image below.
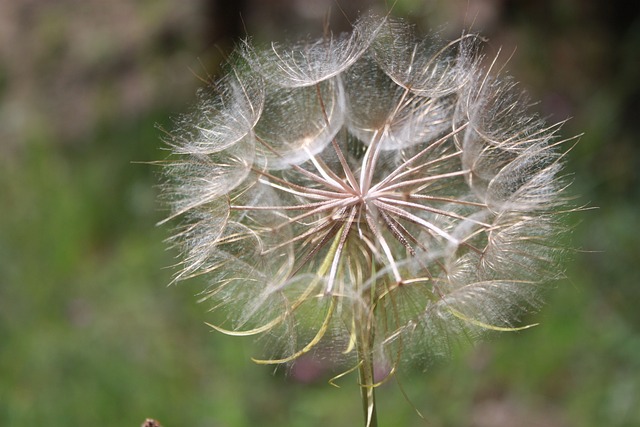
[1,1,639,426]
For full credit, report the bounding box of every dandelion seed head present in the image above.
[161,15,574,368]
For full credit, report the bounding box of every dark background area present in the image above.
[1,1,639,426]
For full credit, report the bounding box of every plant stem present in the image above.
[357,343,378,427]
[355,284,378,427]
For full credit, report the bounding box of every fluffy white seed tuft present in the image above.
[160,15,574,368]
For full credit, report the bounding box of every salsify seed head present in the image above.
[160,15,573,367]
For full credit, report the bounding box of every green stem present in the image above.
[355,287,378,427]
[357,342,378,427]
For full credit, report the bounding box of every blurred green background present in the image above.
[1,1,638,426]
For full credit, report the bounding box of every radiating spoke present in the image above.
[254,135,347,193]
[326,206,358,293]
[314,83,361,192]
[370,124,468,192]
[377,197,491,227]
[373,199,459,245]
[257,177,341,200]
[266,197,355,232]
[378,209,416,256]
[289,220,344,279]
[372,149,463,192]
[403,194,486,207]
[375,169,470,193]
[364,204,403,284]
[230,199,342,211]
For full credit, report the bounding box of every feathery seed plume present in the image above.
[160,14,574,426]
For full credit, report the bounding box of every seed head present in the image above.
[160,15,573,368]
